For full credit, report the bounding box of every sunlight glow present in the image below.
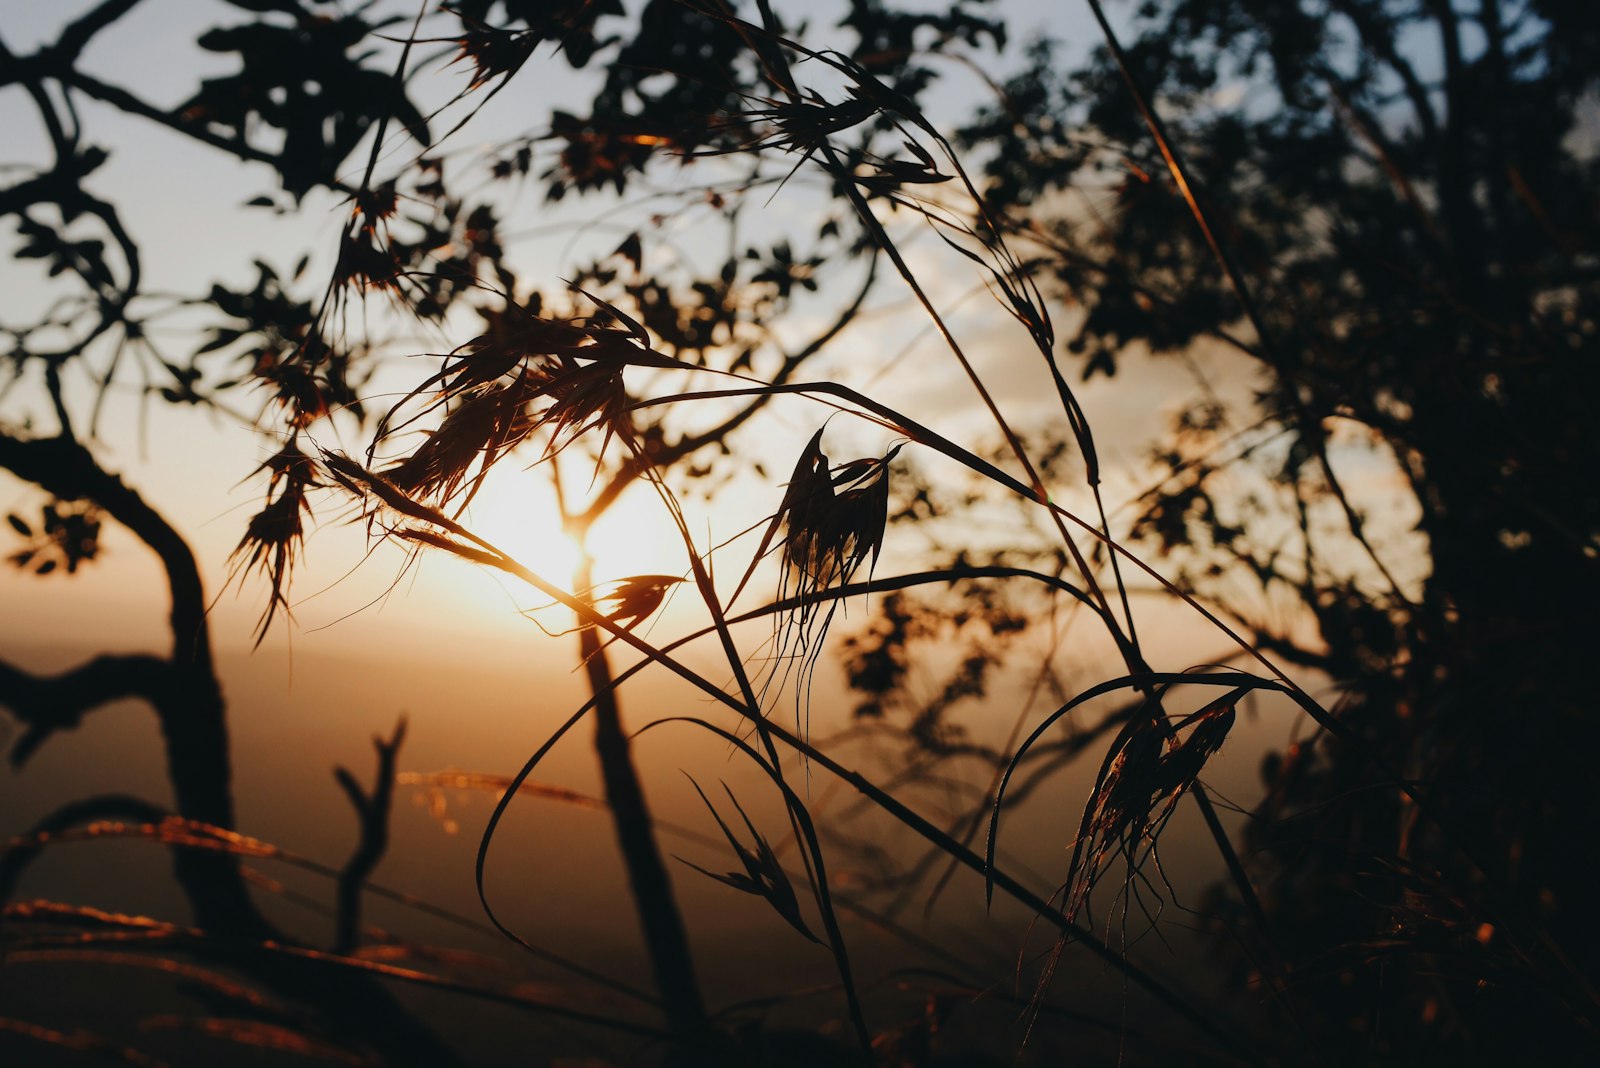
[582,484,690,584]
[461,468,583,589]
[456,465,690,623]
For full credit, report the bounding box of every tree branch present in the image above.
[57,69,295,182]
[0,432,212,671]
[0,653,174,768]
[0,430,265,936]
[572,561,713,1050]
[53,0,146,64]
[333,717,406,955]
[1327,0,1441,146]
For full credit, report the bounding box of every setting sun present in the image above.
[458,466,582,587]
[457,462,689,610]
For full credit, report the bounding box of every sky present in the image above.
[0,0,1273,651]
[0,2,1399,1053]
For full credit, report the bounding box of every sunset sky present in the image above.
[0,0,1400,881]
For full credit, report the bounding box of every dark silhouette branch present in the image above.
[572,560,713,1052]
[333,717,407,954]
[0,363,473,1068]
[52,0,146,64]
[0,430,262,936]
[1326,0,1441,147]
[56,70,309,183]
[0,433,211,670]
[0,653,173,768]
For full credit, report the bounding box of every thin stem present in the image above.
[575,561,712,1049]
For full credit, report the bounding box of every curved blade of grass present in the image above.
[637,716,872,1064]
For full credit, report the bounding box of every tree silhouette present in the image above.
[945,2,1599,1059]
[0,1,500,1063]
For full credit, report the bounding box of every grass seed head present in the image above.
[385,382,534,504]
[678,778,820,945]
[1066,694,1238,922]
[780,433,901,590]
[231,441,319,643]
